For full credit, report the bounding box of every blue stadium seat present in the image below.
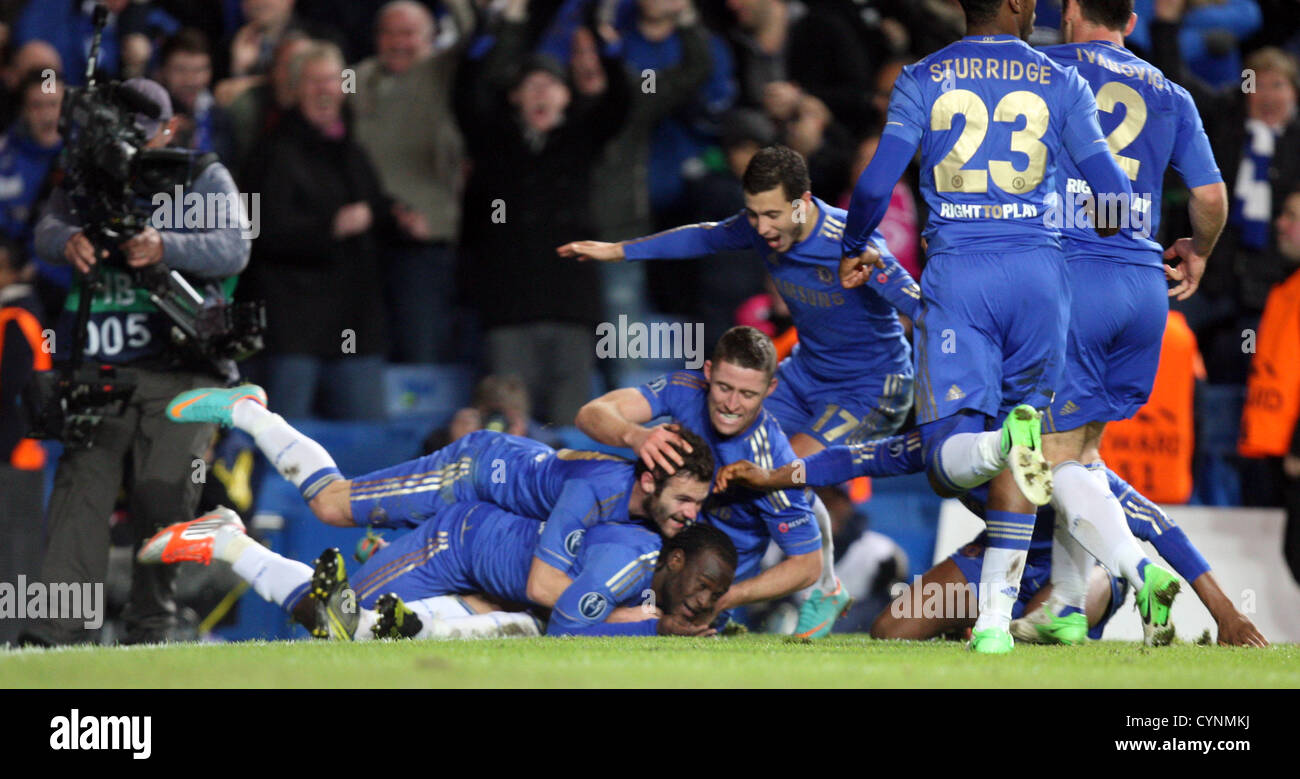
[381,363,474,422]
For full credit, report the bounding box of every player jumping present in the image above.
[838,0,1134,652]
[558,146,920,637]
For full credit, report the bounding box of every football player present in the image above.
[558,146,920,637]
[137,505,736,639]
[838,0,1135,651]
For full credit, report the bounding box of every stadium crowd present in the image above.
[0,0,1298,642]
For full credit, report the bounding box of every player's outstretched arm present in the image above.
[715,549,820,611]
[1116,474,1266,646]
[715,459,803,492]
[575,388,692,473]
[1165,181,1228,301]
[1189,571,1269,647]
[556,240,625,262]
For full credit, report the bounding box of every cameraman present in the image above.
[21,79,250,646]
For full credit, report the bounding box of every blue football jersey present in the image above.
[883,34,1113,257]
[546,521,666,636]
[443,506,666,636]
[621,199,914,383]
[1041,41,1222,266]
[637,370,821,581]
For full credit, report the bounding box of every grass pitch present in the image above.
[2,636,1297,688]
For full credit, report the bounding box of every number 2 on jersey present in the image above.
[931,89,1050,195]
[1094,81,1146,180]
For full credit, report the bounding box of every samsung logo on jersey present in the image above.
[578,592,608,620]
[564,529,586,557]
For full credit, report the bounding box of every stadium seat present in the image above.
[381,363,474,422]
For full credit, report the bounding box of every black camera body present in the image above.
[23,364,137,449]
[24,4,264,447]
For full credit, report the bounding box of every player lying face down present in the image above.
[524,431,716,610]
[137,503,741,639]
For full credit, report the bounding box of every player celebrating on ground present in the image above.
[138,505,736,639]
[574,326,823,629]
[164,386,717,619]
[838,0,1134,652]
[870,473,1266,647]
[1014,0,1230,646]
[558,146,920,637]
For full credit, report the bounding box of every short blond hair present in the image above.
[1245,47,1299,89]
[287,41,345,93]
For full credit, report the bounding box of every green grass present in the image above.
[2,636,1297,688]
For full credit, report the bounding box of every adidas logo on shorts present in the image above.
[946,385,965,402]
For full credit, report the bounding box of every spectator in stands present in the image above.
[1150,5,1300,384]
[726,0,854,200]
[218,0,341,104]
[688,107,774,348]
[586,0,713,331]
[422,373,559,453]
[456,0,628,425]
[242,41,418,419]
[0,72,64,318]
[225,31,311,171]
[1239,188,1300,584]
[0,237,46,645]
[351,0,475,364]
[156,29,234,162]
[13,0,129,85]
[0,40,61,129]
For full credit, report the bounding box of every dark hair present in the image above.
[634,426,715,487]
[959,0,1004,26]
[712,325,778,379]
[1068,0,1132,30]
[741,144,811,202]
[159,28,212,66]
[661,522,738,573]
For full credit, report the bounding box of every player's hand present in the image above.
[64,231,108,274]
[556,240,624,262]
[839,245,884,289]
[1163,237,1208,301]
[120,227,164,267]
[715,460,772,493]
[1216,610,1268,647]
[1282,453,1300,480]
[657,612,716,637]
[628,423,690,474]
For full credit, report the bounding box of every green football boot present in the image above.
[167,384,267,427]
[1001,404,1052,506]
